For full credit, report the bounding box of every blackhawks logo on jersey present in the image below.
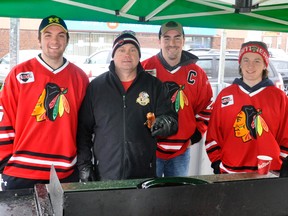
[233,105,268,142]
[32,83,70,122]
[164,82,189,113]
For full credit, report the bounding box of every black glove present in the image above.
[211,160,221,174]
[0,156,10,173]
[280,156,288,177]
[190,128,202,144]
[151,115,178,137]
[79,166,96,182]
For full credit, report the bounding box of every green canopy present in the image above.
[1,0,288,32]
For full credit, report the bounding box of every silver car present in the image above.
[195,53,284,92]
[270,58,288,95]
[78,48,158,81]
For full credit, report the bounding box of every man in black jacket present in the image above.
[77,30,178,181]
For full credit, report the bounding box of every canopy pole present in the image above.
[9,18,20,69]
[218,29,227,93]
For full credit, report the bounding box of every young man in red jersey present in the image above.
[205,41,288,174]
[142,21,213,177]
[0,15,89,190]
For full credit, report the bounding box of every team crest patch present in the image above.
[16,72,35,84]
[221,95,234,107]
[136,91,150,106]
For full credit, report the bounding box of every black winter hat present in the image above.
[112,31,141,58]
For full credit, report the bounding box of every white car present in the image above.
[268,48,288,58]
[0,49,41,83]
[0,50,85,84]
[270,58,288,95]
[78,48,159,81]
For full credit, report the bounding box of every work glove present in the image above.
[279,156,288,177]
[211,160,221,174]
[151,115,178,137]
[79,166,96,182]
[190,128,202,144]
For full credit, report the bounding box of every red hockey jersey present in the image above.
[142,54,213,160]
[205,79,288,173]
[0,56,89,180]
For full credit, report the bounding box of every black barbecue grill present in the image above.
[0,167,287,216]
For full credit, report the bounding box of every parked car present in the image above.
[270,58,288,95]
[268,48,288,58]
[0,49,41,83]
[78,48,159,81]
[194,53,284,92]
[0,50,85,84]
[189,49,240,55]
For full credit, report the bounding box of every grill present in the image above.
[1,170,286,216]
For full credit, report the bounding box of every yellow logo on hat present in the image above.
[48,17,60,24]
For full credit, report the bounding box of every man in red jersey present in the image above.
[142,21,213,177]
[0,15,89,190]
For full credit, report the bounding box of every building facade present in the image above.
[1,18,287,59]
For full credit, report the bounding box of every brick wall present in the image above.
[2,29,285,59]
[136,33,159,49]
[0,30,161,58]
[211,36,244,50]
[0,29,10,57]
[0,29,39,57]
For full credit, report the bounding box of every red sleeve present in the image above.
[205,92,222,163]
[194,67,214,136]
[0,71,18,170]
[278,94,288,160]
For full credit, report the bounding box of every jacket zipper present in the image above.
[122,94,127,178]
